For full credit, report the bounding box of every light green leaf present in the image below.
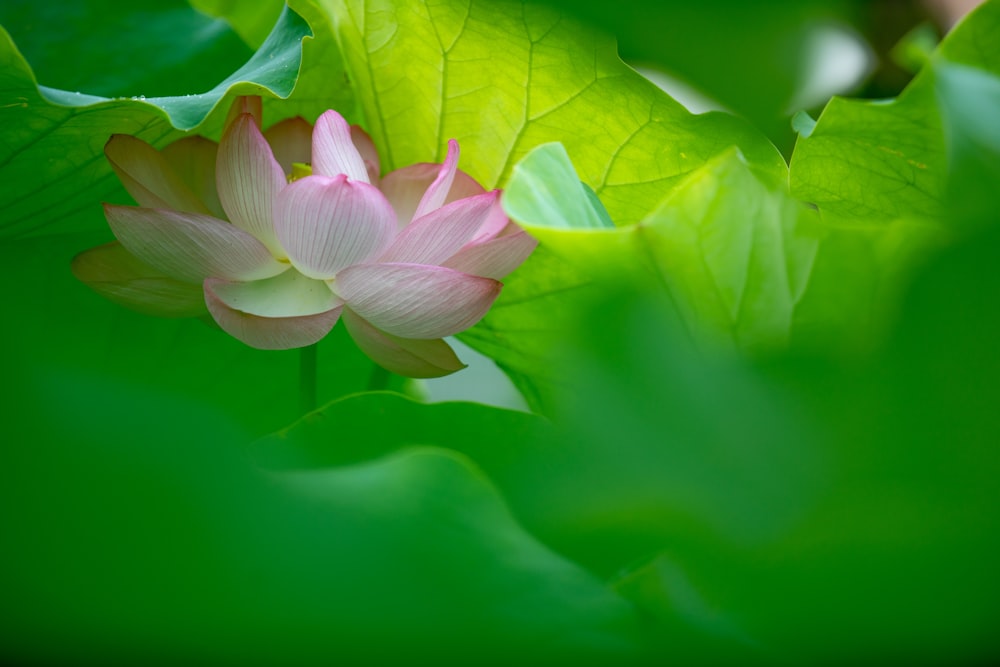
[322,0,785,226]
[790,109,816,137]
[935,62,1000,226]
[524,0,871,151]
[788,0,1000,225]
[504,143,614,230]
[475,147,933,408]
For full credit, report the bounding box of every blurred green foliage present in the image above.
[1,0,999,664]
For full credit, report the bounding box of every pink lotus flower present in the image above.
[73,97,536,377]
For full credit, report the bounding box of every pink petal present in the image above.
[104,135,210,214]
[312,110,370,182]
[379,159,485,228]
[343,308,465,378]
[467,193,512,244]
[217,113,288,258]
[204,270,342,318]
[333,262,501,339]
[71,241,207,318]
[274,174,396,280]
[205,280,342,350]
[104,204,288,284]
[161,136,224,219]
[379,191,500,265]
[264,116,314,176]
[412,139,460,220]
[442,227,538,279]
[351,125,381,185]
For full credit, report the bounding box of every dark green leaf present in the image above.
[1,366,643,663]
[0,6,310,240]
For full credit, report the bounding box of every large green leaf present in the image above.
[0,0,252,99]
[190,0,286,49]
[465,1,1000,408]
[526,0,872,152]
[788,0,1000,225]
[0,4,310,240]
[479,143,937,409]
[322,0,784,227]
[2,365,643,664]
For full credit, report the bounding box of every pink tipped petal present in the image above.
[204,270,342,318]
[442,228,538,279]
[351,125,381,184]
[264,116,314,176]
[205,282,342,350]
[274,175,396,279]
[380,162,485,228]
[217,113,288,257]
[105,135,210,214]
[467,194,512,244]
[72,241,207,318]
[412,139,459,220]
[379,191,500,265]
[161,136,225,219]
[312,110,370,182]
[343,308,465,378]
[104,204,288,284]
[333,262,501,339]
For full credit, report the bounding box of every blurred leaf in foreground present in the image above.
[0,364,643,665]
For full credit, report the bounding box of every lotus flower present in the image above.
[73,96,536,377]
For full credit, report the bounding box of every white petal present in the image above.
[217,113,288,257]
[343,308,465,378]
[312,110,370,182]
[204,270,343,318]
[205,282,342,350]
[104,204,288,284]
[333,262,501,339]
[274,174,396,280]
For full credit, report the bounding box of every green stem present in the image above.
[300,343,317,414]
[366,364,391,392]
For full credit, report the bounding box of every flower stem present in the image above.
[367,364,391,392]
[300,343,318,414]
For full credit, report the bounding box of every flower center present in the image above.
[288,162,313,183]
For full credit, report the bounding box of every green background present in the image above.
[1,0,998,664]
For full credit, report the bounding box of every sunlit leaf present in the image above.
[788,0,1000,225]
[322,0,785,226]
